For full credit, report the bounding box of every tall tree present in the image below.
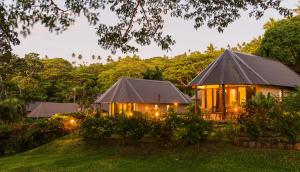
[163,51,218,92]
[258,16,300,73]
[39,58,73,102]
[263,18,277,30]
[0,53,21,99]
[78,54,83,60]
[233,36,262,54]
[0,1,291,53]
[98,56,146,92]
[106,56,114,63]
[142,66,163,80]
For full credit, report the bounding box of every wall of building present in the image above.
[256,86,290,99]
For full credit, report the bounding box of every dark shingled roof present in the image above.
[95,77,191,104]
[188,49,300,88]
[28,102,79,118]
[26,102,42,112]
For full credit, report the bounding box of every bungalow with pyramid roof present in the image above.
[95,77,191,116]
[188,49,300,121]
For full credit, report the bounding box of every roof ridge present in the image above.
[228,50,252,83]
[31,102,76,104]
[233,51,283,64]
[95,79,121,103]
[110,79,123,102]
[125,79,145,102]
[189,51,224,86]
[168,82,191,103]
[123,77,170,83]
[231,51,270,85]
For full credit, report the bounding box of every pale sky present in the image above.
[12,1,297,64]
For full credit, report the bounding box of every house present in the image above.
[27,102,80,118]
[26,101,43,113]
[95,77,191,116]
[188,49,300,121]
[92,94,109,112]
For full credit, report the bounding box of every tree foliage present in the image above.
[0,45,223,106]
[232,36,262,54]
[258,16,300,73]
[0,0,291,53]
[0,98,23,123]
[163,51,220,92]
[142,66,163,80]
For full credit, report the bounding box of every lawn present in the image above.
[0,138,300,172]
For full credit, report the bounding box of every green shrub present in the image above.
[0,115,75,155]
[276,112,300,143]
[80,116,114,139]
[0,98,23,123]
[113,114,128,138]
[161,113,213,144]
[238,93,280,139]
[283,88,300,112]
[50,114,77,134]
[238,91,300,143]
[80,112,213,144]
[124,115,148,140]
[147,119,172,141]
[209,123,238,142]
[279,89,300,143]
[0,123,12,154]
[113,113,148,140]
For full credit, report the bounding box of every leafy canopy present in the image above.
[0,0,291,53]
[258,16,300,73]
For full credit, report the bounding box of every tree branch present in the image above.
[122,0,141,39]
[139,1,150,27]
[49,0,69,13]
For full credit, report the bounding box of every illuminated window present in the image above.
[230,89,237,105]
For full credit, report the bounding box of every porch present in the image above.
[194,85,256,121]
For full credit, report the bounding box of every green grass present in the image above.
[0,138,300,172]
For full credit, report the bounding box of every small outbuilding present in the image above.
[27,102,80,118]
[188,49,300,120]
[95,77,191,116]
